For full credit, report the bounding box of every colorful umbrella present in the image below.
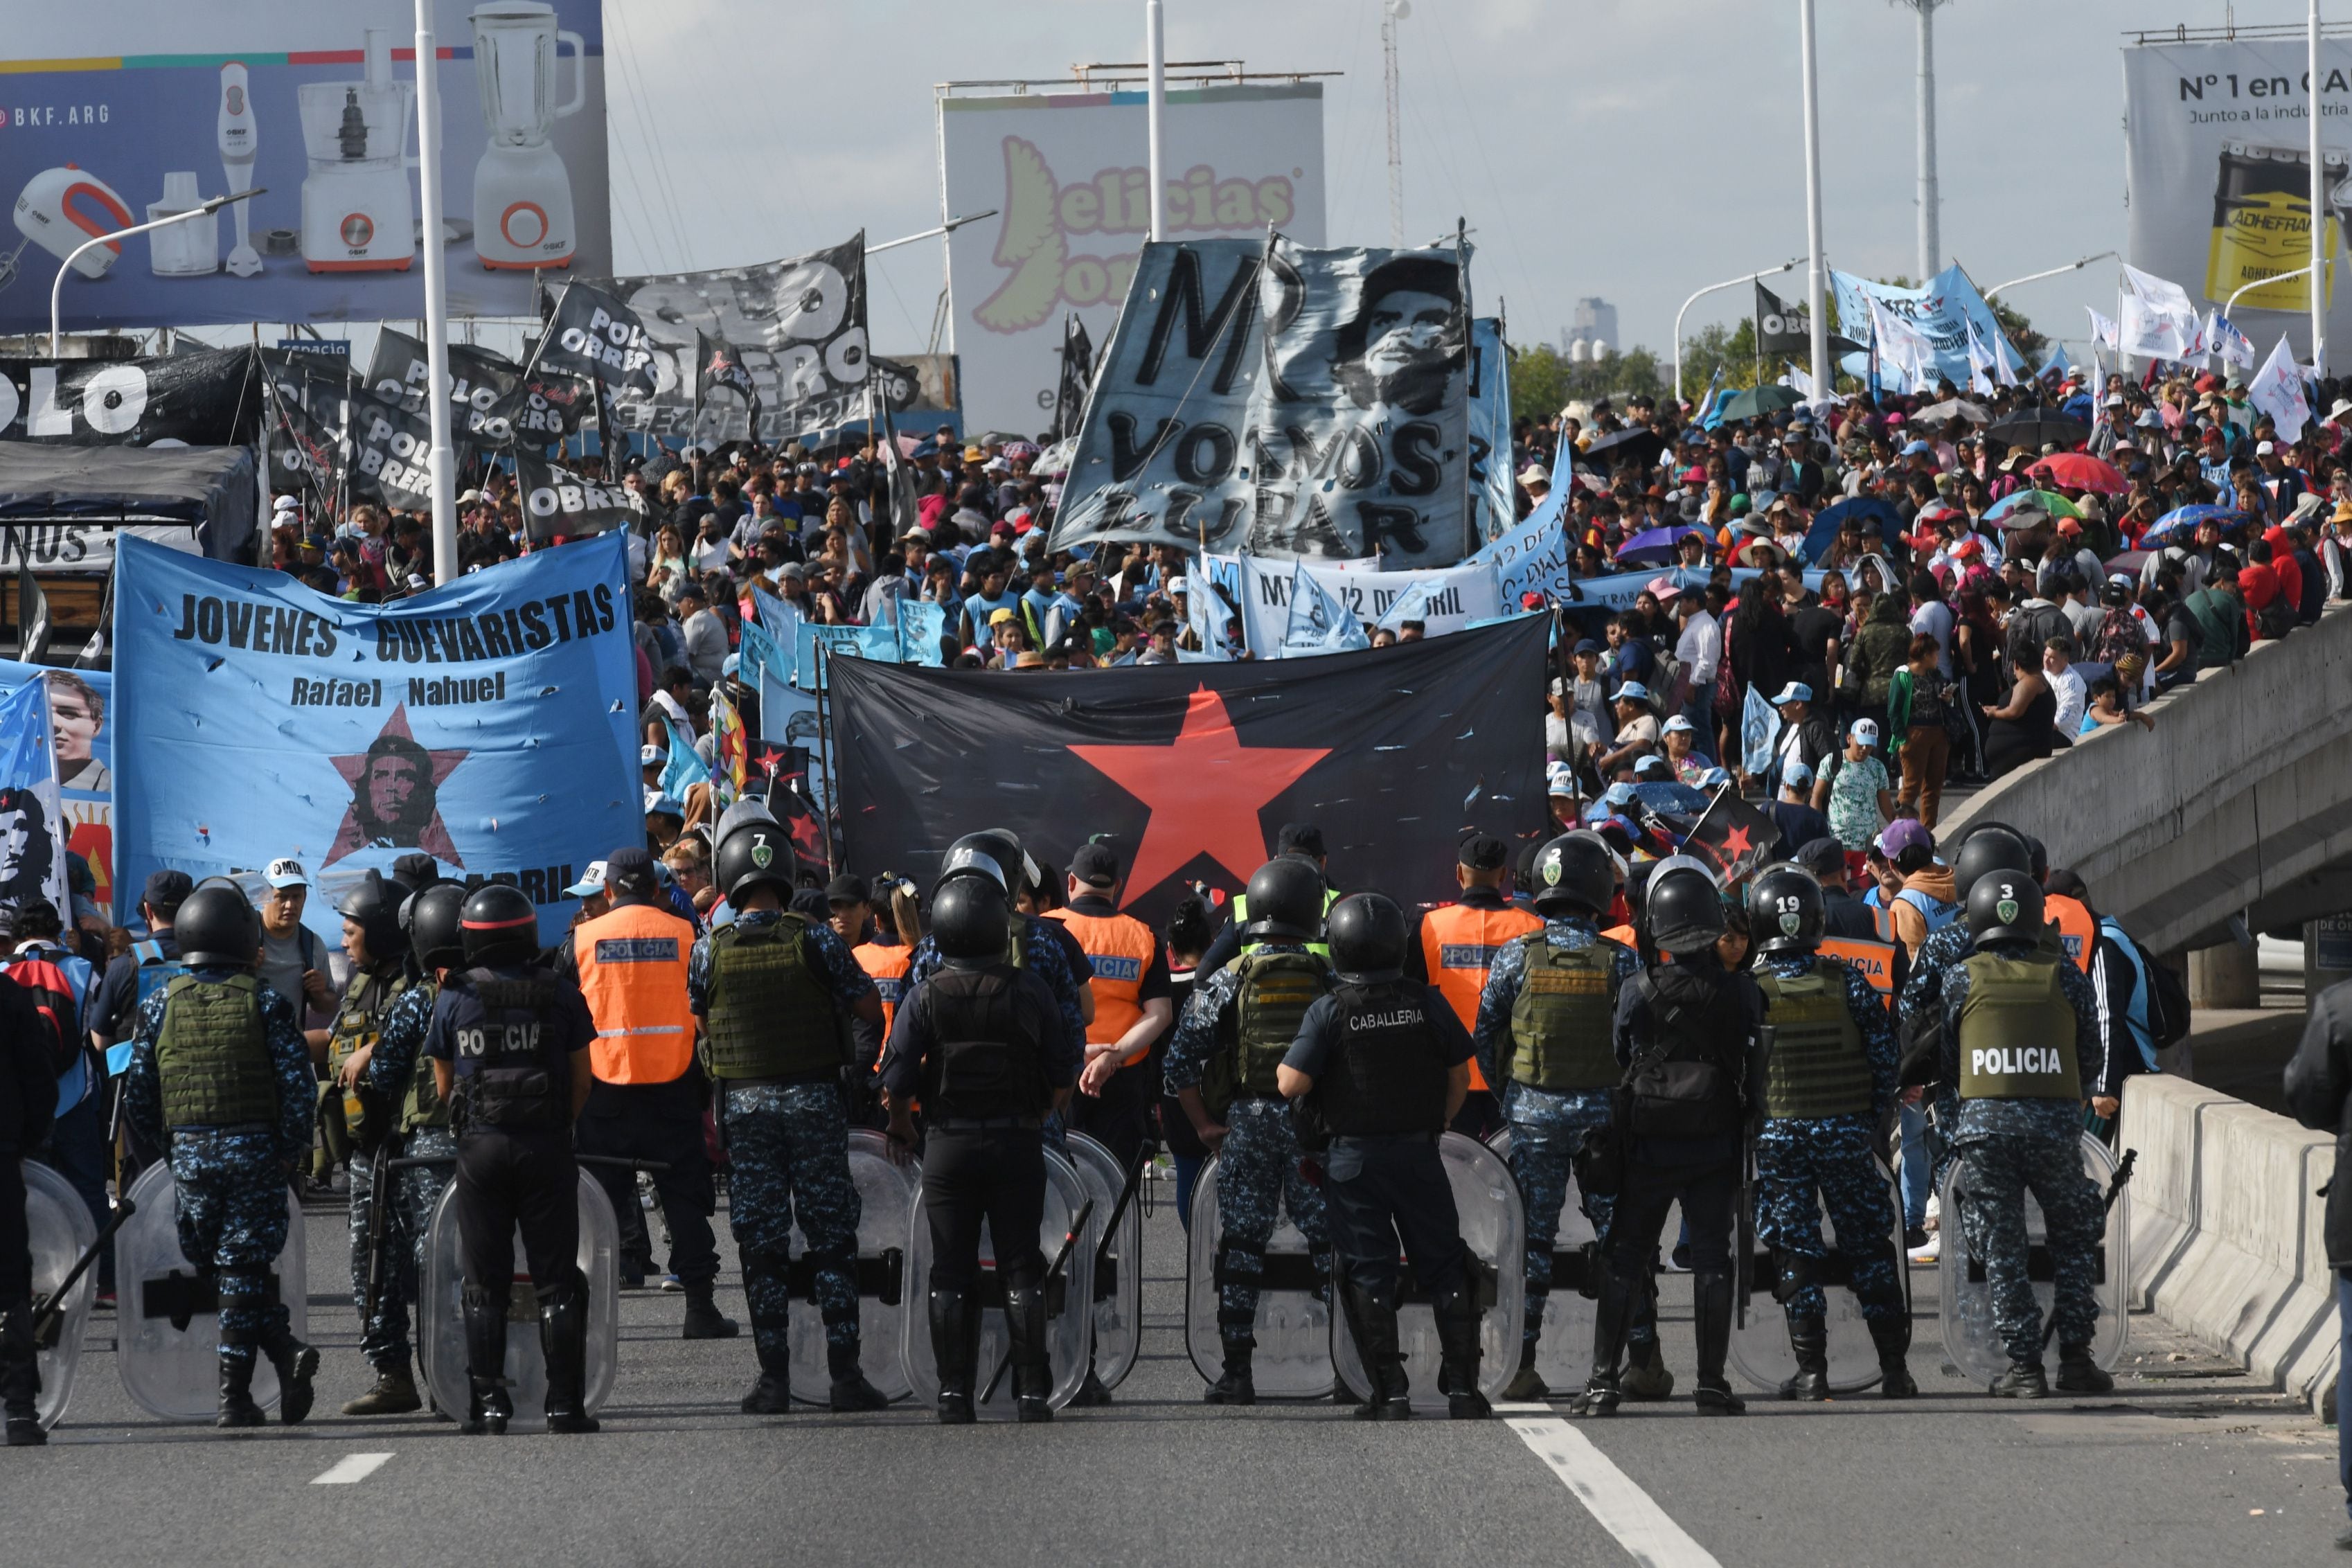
[2138,504,2244,551]
[1984,488,2083,522]
[2029,452,2126,495]
[1714,384,1805,423]
[1614,526,1706,567]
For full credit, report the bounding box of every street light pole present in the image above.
[1384,0,1409,247]
[1146,0,1167,241]
[865,211,999,256]
[48,190,264,356]
[1896,1,1948,283]
[2231,263,2315,314]
[2312,0,2328,375]
[413,0,460,588]
[1800,0,1830,394]
[1982,250,2118,301]
[1673,260,1797,406]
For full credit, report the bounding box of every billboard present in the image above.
[939,80,1324,436]
[0,0,609,334]
[2123,36,2352,358]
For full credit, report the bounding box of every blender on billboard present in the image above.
[513,452,643,540]
[0,348,264,446]
[0,1,610,333]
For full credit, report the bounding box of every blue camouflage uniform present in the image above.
[1163,941,1331,1349]
[333,964,420,1375]
[689,911,877,1357]
[1752,951,1904,1324]
[1907,934,2107,1360]
[364,982,454,1341]
[122,970,312,1364]
[1472,916,1641,1354]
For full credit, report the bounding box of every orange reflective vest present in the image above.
[2047,894,2096,974]
[853,942,913,1035]
[1421,900,1543,1093]
[1046,906,1161,1065]
[573,901,697,1085]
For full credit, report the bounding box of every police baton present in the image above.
[1093,1140,1158,1281]
[1736,1026,1775,1333]
[29,1197,137,1347]
[979,1197,1096,1406]
[2038,1146,2136,1353]
[359,1134,404,1338]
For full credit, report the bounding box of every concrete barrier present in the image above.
[2119,1073,2340,1413]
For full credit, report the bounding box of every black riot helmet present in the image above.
[402,882,467,971]
[1644,862,1727,955]
[1530,832,1616,918]
[1966,871,2045,944]
[939,829,1024,895]
[1951,826,2034,902]
[459,883,541,965]
[931,874,1012,965]
[175,881,262,968]
[337,868,406,964]
[1242,855,1326,941]
[715,820,794,905]
[1326,892,1408,982]
[1747,863,1824,955]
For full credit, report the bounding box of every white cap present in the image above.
[1849,717,1880,745]
[2256,440,2275,455]
[264,857,308,889]
[562,862,608,898]
[271,495,301,513]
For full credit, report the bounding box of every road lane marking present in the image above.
[1504,1415,1722,1568]
[310,1453,393,1485]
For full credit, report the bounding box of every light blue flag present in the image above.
[1740,683,1781,780]
[795,622,898,691]
[749,585,801,685]
[660,715,709,798]
[1184,556,1231,659]
[1468,317,1515,543]
[897,600,947,666]
[1373,577,1436,632]
[736,615,787,694]
[1282,560,1371,656]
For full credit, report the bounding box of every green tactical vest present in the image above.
[329,964,411,1137]
[1506,937,1623,1091]
[1211,950,1330,1107]
[704,916,841,1080]
[399,980,448,1132]
[1956,952,2081,1101]
[1757,965,1872,1119]
[156,974,277,1129]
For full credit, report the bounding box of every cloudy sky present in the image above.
[603,0,2266,366]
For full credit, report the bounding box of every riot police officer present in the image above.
[1928,872,2109,1398]
[1279,892,1488,1420]
[902,830,1090,1064]
[881,870,1079,1423]
[1744,864,1914,1399]
[121,880,319,1429]
[692,820,890,1415]
[1,916,55,1446]
[424,884,600,1435]
[1471,831,1655,1402]
[1573,859,1765,1418]
[327,870,425,1416]
[1163,855,1337,1405]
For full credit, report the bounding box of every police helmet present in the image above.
[175,882,262,968]
[458,883,541,965]
[1326,892,1408,982]
[336,868,406,962]
[402,882,467,971]
[939,829,1023,895]
[1966,871,2045,944]
[1747,863,1824,955]
[715,821,794,904]
[1951,826,2033,902]
[1242,855,1326,941]
[931,874,1011,964]
[1529,831,1616,918]
[1644,862,1727,955]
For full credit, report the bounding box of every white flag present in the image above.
[1782,362,1815,399]
[1963,317,1996,395]
[2250,334,2312,445]
[2085,305,2119,351]
[2211,313,2257,375]
[2117,265,2198,359]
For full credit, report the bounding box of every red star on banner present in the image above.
[1069,686,1329,905]
[323,705,467,868]
[1724,824,1752,859]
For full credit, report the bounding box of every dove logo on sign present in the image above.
[973,136,1297,335]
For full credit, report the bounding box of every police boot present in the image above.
[540,1273,600,1435]
[1502,1338,1548,1402]
[459,1285,513,1436]
[341,1360,422,1416]
[826,1339,891,1413]
[1621,1337,1677,1400]
[1,1300,44,1446]
[1435,1283,1491,1420]
[680,1279,740,1340]
[1338,1279,1410,1420]
[1568,1256,1637,1418]
[1689,1269,1746,1417]
[1779,1312,1830,1402]
[256,1322,320,1426]
[1006,1281,1054,1423]
[2055,1344,2115,1395]
[1070,1356,1114,1408]
[1867,1313,1918,1399]
[928,1289,977,1425]
[215,1347,267,1429]
[1989,1359,2049,1400]
[737,1251,794,1415]
[1204,1315,1256,1407]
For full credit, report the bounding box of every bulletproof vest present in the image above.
[452,966,569,1130]
[1506,936,1623,1091]
[704,916,840,1080]
[1229,950,1333,1097]
[154,973,276,1129]
[1756,964,1871,1119]
[328,963,411,1139]
[1640,964,1751,1073]
[1955,952,2082,1101]
[1312,980,1449,1138]
[920,963,1049,1120]
[399,980,449,1132]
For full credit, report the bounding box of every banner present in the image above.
[1468,504,1574,607]
[0,662,113,912]
[1234,556,1503,657]
[1468,317,1515,544]
[694,331,764,443]
[2117,263,2201,362]
[0,349,262,446]
[0,675,71,915]
[112,531,639,940]
[540,280,661,395]
[512,454,645,541]
[1052,235,1475,569]
[1281,562,1370,654]
[1829,266,2021,391]
[830,614,1545,929]
[344,395,440,512]
[361,329,534,449]
[1052,315,1097,443]
[1755,279,1860,357]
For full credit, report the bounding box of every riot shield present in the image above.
[24,1160,97,1431]
[1940,1130,2129,1386]
[900,1147,1094,1418]
[1184,1152,1334,1398]
[418,1170,620,1433]
[1483,1125,1602,1396]
[1729,1155,1903,1396]
[114,1161,308,1423]
[785,1128,920,1405]
[1064,1131,1141,1389]
[1330,1132,1526,1414]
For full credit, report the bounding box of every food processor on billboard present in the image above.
[471,1,585,271]
[299,28,417,273]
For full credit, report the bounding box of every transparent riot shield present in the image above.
[1063,1131,1141,1389]
[900,1146,1094,1418]
[1184,1153,1334,1398]
[785,1128,920,1405]
[114,1160,308,1423]
[24,1160,97,1431]
[419,1169,619,1433]
[1329,1132,1526,1414]
[1729,1156,1903,1396]
[1940,1131,2129,1386]
[1484,1125,1601,1397]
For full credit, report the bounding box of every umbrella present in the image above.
[1986,411,2092,451]
[1614,526,1704,567]
[1714,384,1804,423]
[1800,496,1902,563]
[1576,426,1666,472]
[1984,488,2082,522]
[1992,504,2056,533]
[999,440,1041,461]
[2029,452,2126,495]
[2105,549,2148,578]
[1914,398,1991,426]
[2139,505,2244,551]
[1630,781,1713,817]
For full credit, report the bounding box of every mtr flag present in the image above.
[112,533,640,944]
[829,614,1547,930]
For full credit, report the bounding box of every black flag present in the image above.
[512,452,648,541]
[1052,314,1096,441]
[537,280,661,394]
[694,330,764,443]
[1756,280,1860,358]
[1684,787,1783,886]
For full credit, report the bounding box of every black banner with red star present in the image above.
[828,616,1548,930]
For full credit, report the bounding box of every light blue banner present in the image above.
[1468,317,1515,543]
[1282,561,1371,654]
[0,675,67,914]
[1829,265,2022,391]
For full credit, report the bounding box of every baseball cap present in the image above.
[1794,837,1847,878]
[1770,681,1812,706]
[1071,841,1122,888]
[1603,781,1639,808]
[1878,818,1934,859]
[1456,832,1508,871]
[1662,715,1695,734]
[562,861,609,898]
[1277,822,1326,858]
[825,873,871,906]
[640,744,667,767]
[271,494,301,513]
[1783,760,1815,787]
[1696,767,1732,790]
[605,846,659,896]
[143,869,194,914]
[1633,754,1672,778]
[1547,760,1577,798]
[1615,680,1653,705]
[1572,638,1603,656]
[722,652,742,678]
[643,791,685,819]
[2256,440,2275,456]
[1848,718,1880,745]
[264,857,309,890]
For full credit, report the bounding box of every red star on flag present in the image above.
[323,705,467,867]
[1723,824,1752,859]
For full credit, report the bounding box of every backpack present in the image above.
[2135,936,2191,1051]
[4,950,82,1076]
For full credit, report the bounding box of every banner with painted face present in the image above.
[112,533,638,941]
[0,661,115,914]
[0,675,69,916]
